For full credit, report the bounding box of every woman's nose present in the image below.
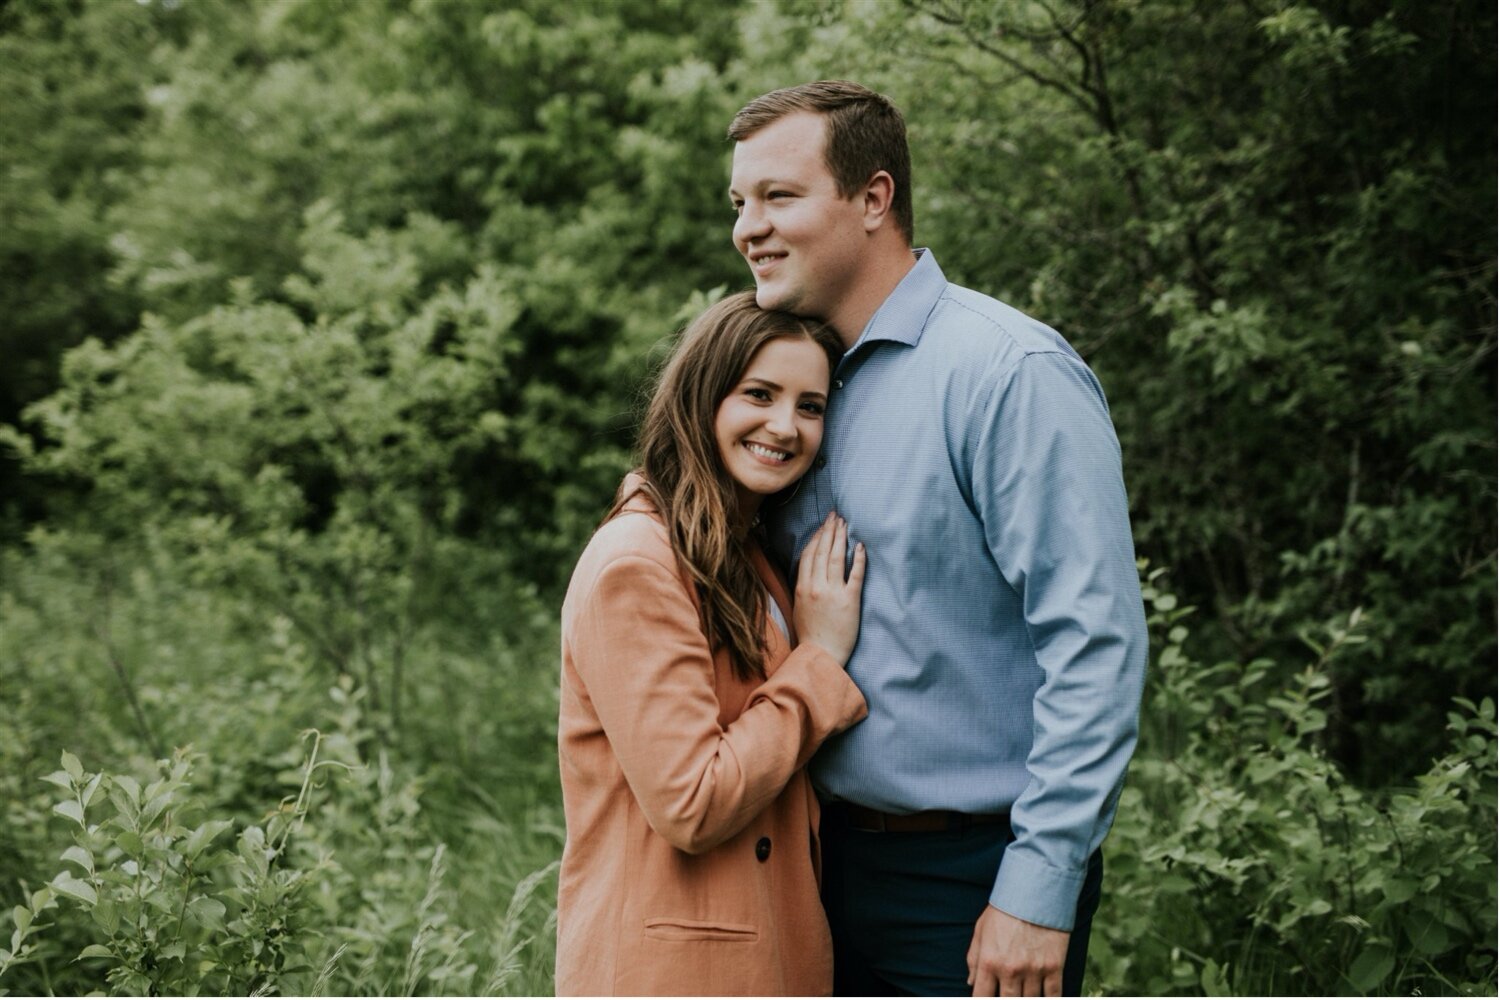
[764,402,796,437]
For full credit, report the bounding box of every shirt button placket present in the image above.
[816,372,844,512]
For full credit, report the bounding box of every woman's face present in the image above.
[714,335,831,516]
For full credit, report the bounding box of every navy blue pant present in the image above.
[820,813,1103,996]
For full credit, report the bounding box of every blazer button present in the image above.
[755,837,772,862]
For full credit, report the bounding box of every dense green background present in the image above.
[1,0,1494,994]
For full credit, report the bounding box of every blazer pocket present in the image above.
[643,917,759,943]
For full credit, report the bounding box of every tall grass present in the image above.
[0,538,564,996]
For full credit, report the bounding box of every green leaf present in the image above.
[239,825,269,870]
[115,830,145,857]
[186,895,226,933]
[11,905,31,936]
[143,888,177,914]
[40,770,74,791]
[91,897,119,936]
[141,789,175,827]
[120,972,153,995]
[1346,945,1394,993]
[81,772,105,807]
[1404,912,1452,955]
[52,799,85,827]
[60,845,94,874]
[1200,957,1232,996]
[77,944,115,960]
[183,820,233,861]
[108,781,140,823]
[1382,877,1417,904]
[113,775,141,806]
[160,940,186,961]
[50,873,97,906]
[61,751,84,782]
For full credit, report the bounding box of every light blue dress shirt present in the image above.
[767,250,1147,931]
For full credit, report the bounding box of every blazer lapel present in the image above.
[750,543,798,649]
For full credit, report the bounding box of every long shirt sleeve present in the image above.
[969,351,1147,929]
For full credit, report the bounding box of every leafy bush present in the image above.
[2,729,559,996]
[1091,564,1498,996]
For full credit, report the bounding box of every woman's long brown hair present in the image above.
[609,290,843,681]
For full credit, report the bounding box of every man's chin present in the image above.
[754,283,809,318]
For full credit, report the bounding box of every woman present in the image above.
[555,291,868,996]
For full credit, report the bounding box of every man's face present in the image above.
[729,112,869,334]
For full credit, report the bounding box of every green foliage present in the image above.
[2,728,559,997]
[0,0,1493,995]
[1094,565,1498,995]
[0,0,175,533]
[0,519,562,995]
[21,745,325,995]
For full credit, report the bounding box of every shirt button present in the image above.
[815,455,827,470]
[755,837,772,862]
[834,379,844,390]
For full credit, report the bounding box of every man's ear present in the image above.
[861,170,896,233]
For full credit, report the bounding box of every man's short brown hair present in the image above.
[728,80,913,242]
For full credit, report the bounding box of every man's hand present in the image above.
[966,905,1070,997]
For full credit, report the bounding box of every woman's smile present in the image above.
[714,335,830,517]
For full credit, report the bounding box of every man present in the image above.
[726,81,1147,997]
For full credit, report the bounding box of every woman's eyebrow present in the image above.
[739,377,826,400]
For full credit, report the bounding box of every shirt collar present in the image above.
[849,248,947,352]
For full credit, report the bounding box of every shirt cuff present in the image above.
[989,850,1086,932]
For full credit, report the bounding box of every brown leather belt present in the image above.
[831,802,1011,834]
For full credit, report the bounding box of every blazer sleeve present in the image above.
[570,551,867,855]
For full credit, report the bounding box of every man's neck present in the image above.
[829,243,921,349]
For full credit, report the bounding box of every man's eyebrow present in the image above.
[728,178,801,198]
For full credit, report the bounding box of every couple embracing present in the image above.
[554,82,1147,998]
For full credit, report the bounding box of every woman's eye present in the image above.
[800,401,825,416]
[746,388,771,401]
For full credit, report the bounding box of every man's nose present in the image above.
[733,203,770,247]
